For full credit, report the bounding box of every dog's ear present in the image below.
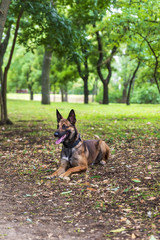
[67,109,76,125]
[56,109,63,123]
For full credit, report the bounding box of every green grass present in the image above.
[7,99,160,140]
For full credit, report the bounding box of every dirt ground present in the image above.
[0,122,160,240]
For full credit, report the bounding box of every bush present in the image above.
[131,85,160,104]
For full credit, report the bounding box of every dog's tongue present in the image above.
[56,134,67,144]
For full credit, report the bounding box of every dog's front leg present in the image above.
[46,160,68,179]
[60,165,87,178]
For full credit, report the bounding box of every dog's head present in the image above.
[54,109,77,144]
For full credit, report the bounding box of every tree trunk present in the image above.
[30,91,33,100]
[0,25,11,124]
[0,10,23,125]
[103,81,109,104]
[83,77,88,104]
[41,48,52,104]
[0,25,11,79]
[122,82,128,103]
[29,88,33,100]
[60,85,68,102]
[76,52,89,104]
[153,58,160,94]
[92,77,98,102]
[26,70,34,101]
[126,61,141,105]
[60,87,64,102]
[64,84,68,102]
[0,0,11,43]
[122,88,127,103]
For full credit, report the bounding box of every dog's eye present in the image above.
[62,124,69,130]
[62,124,66,130]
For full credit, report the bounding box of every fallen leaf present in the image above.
[147,197,156,201]
[103,179,109,184]
[131,233,136,239]
[110,227,126,233]
[132,178,141,183]
[87,187,96,191]
[82,182,90,186]
[149,235,157,240]
[41,165,47,169]
[60,190,72,195]
[144,176,151,180]
[26,218,32,223]
[147,165,152,170]
[91,175,101,179]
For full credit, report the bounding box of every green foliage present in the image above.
[131,84,160,104]
[7,46,43,92]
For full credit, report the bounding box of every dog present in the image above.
[47,109,110,178]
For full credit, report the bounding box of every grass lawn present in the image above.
[8,99,160,141]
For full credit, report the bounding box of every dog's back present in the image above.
[83,139,110,165]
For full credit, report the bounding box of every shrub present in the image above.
[131,85,160,104]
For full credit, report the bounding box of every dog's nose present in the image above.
[54,132,59,137]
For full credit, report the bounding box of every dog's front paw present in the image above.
[45,173,57,179]
[59,174,70,181]
[45,175,54,179]
[100,160,106,165]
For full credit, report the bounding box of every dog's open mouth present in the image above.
[55,133,69,144]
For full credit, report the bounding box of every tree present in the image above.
[126,61,141,105]
[1,9,23,124]
[0,0,11,124]
[8,46,42,100]
[0,0,11,43]
[50,57,78,102]
[114,0,160,94]
[94,26,117,104]
[76,50,89,104]
[56,0,110,104]
[0,0,81,124]
[41,47,52,104]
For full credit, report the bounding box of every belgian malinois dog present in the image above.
[47,109,110,179]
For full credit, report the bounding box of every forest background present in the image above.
[0,0,160,124]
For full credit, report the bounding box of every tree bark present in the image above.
[60,87,64,102]
[30,90,34,101]
[122,81,129,103]
[0,25,11,124]
[0,0,11,43]
[0,10,23,125]
[64,84,68,102]
[60,84,68,102]
[103,81,109,104]
[83,77,88,104]
[126,61,141,105]
[41,48,52,104]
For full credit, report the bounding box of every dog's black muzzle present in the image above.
[54,131,60,137]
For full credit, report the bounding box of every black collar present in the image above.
[63,135,81,149]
